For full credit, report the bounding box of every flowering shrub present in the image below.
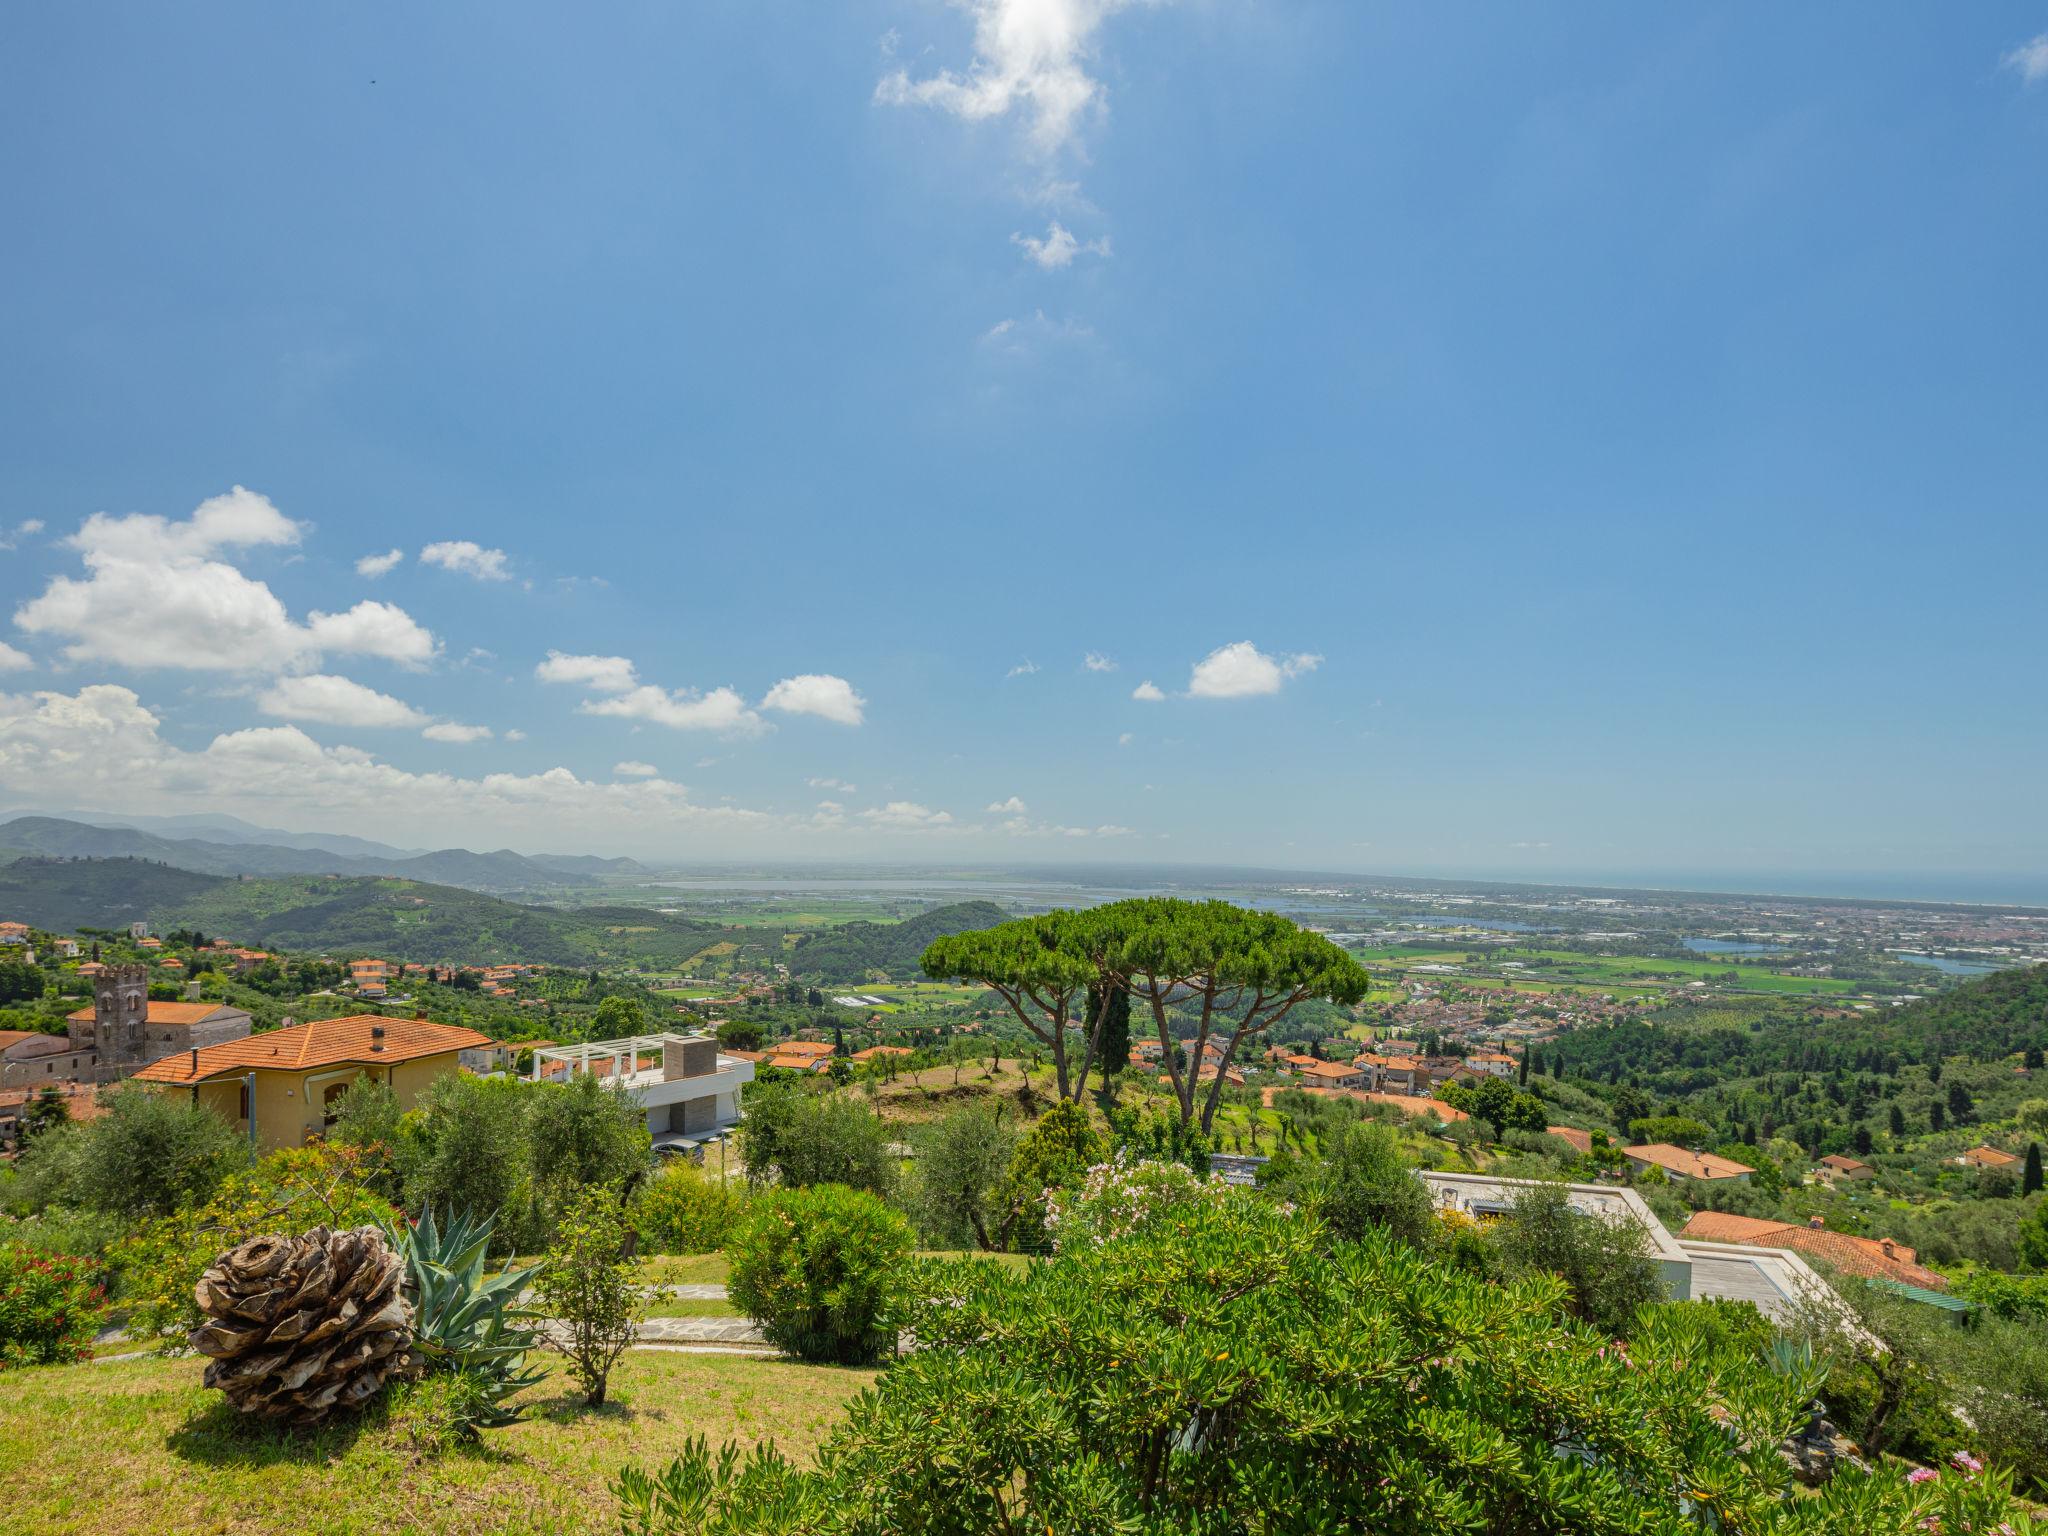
[726,1184,913,1365]
[0,1242,106,1367]
[1045,1155,1222,1252]
[115,1142,394,1345]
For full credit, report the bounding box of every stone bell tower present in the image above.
[74,963,151,1067]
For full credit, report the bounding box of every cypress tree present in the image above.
[2025,1142,2043,1197]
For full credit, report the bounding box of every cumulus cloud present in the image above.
[535,652,638,693]
[615,760,660,778]
[1082,651,1117,672]
[420,540,512,581]
[356,548,404,579]
[13,489,438,672]
[422,722,493,743]
[986,795,1028,814]
[1006,658,1040,677]
[1014,220,1110,270]
[0,684,773,849]
[0,642,31,673]
[859,801,955,830]
[1185,641,1322,699]
[875,0,1170,155]
[1131,680,1164,701]
[504,728,528,742]
[2006,32,2048,81]
[257,674,429,729]
[808,776,857,793]
[761,673,866,726]
[0,518,45,551]
[584,685,763,736]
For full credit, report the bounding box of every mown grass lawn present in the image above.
[0,1350,872,1536]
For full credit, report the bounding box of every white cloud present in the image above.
[0,683,773,850]
[809,776,857,793]
[1014,220,1110,270]
[1131,680,1165,701]
[422,722,493,743]
[1093,824,1134,837]
[615,760,660,778]
[583,684,764,736]
[0,519,44,551]
[535,651,639,693]
[1006,658,1040,677]
[1185,641,1322,699]
[2006,32,2048,82]
[14,490,438,672]
[875,0,1170,156]
[859,800,955,830]
[355,548,404,579]
[980,309,1094,355]
[761,673,866,726]
[986,795,1028,814]
[0,642,31,673]
[504,728,528,742]
[538,651,760,736]
[257,674,429,729]
[420,540,512,582]
[1117,732,1133,746]
[1082,651,1117,672]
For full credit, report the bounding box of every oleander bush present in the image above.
[632,1160,745,1254]
[726,1184,912,1366]
[0,1241,106,1368]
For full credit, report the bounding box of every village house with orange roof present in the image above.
[1621,1142,1754,1185]
[1679,1211,1946,1290]
[133,1013,489,1152]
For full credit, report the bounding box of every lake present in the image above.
[1893,952,2007,977]
[1684,938,1782,955]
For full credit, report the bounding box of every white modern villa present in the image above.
[527,1032,755,1153]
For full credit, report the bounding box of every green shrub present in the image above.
[14,1084,247,1221]
[0,1242,106,1367]
[617,1192,2031,1534]
[633,1161,745,1254]
[738,1088,897,1198]
[1045,1155,1217,1251]
[726,1184,912,1365]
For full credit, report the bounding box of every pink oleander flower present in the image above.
[1906,1467,1937,1485]
[1949,1450,1982,1474]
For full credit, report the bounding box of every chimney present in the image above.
[1808,1216,1824,1230]
[1880,1239,1896,1259]
[189,1047,199,1075]
[371,1025,386,1038]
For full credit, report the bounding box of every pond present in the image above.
[1892,952,2006,977]
[1684,938,1782,956]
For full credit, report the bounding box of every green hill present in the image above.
[153,876,724,968]
[788,900,1010,982]
[0,856,229,932]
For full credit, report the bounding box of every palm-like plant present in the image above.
[384,1208,545,1432]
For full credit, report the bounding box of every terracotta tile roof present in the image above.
[1546,1125,1594,1155]
[1623,1142,1754,1180]
[0,1030,45,1051]
[772,1040,836,1057]
[1961,1145,2019,1168]
[1301,1059,1363,1080]
[131,1014,490,1085]
[65,1001,247,1027]
[849,1045,913,1061]
[1817,1154,1871,1173]
[1679,1211,1942,1289]
[765,1054,830,1072]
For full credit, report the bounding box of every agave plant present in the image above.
[384,1208,546,1432]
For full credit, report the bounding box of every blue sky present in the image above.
[2,2,2045,885]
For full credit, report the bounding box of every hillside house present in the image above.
[1814,1154,1875,1185]
[1622,1143,1754,1184]
[1298,1059,1366,1088]
[0,920,29,945]
[134,1014,489,1153]
[1956,1145,2019,1171]
[1464,1051,1519,1079]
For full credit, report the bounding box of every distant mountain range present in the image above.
[0,814,647,893]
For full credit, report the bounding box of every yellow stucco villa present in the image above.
[132,1013,490,1152]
